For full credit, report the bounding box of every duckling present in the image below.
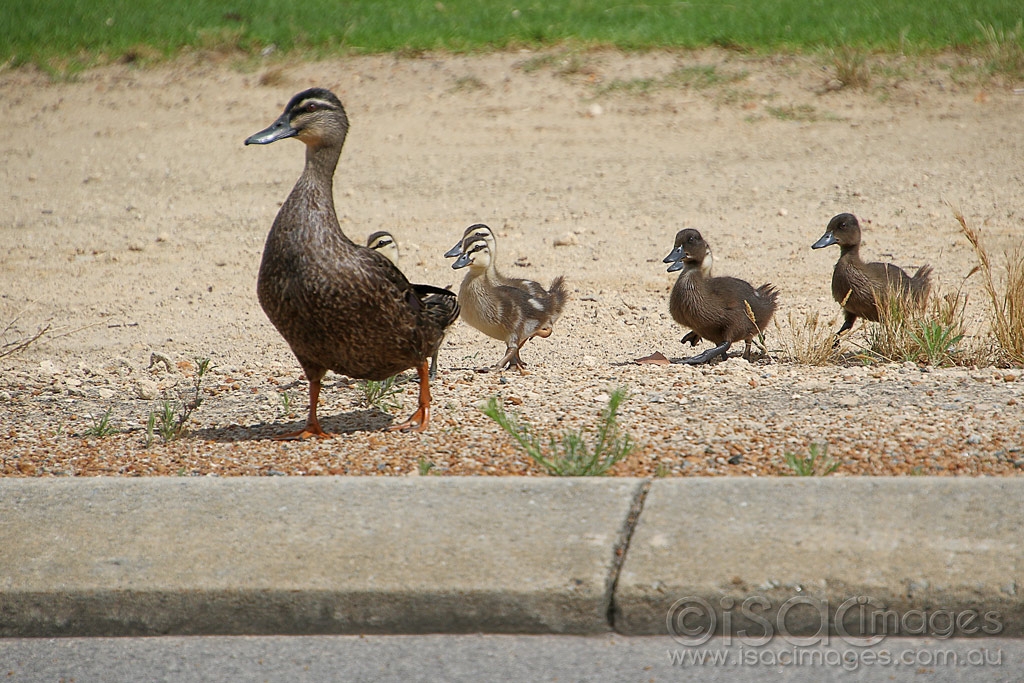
[812,213,932,339]
[451,230,567,372]
[245,88,458,437]
[663,229,779,364]
[366,230,400,266]
[366,230,445,378]
[445,223,550,301]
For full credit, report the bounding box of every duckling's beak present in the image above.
[452,252,473,269]
[812,231,837,249]
[663,245,685,264]
[245,113,298,145]
[666,259,685,273]
[443,241,464,258]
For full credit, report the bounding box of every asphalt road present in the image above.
[1,635,1018,682]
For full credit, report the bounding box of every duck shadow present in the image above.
[191,409,395,442]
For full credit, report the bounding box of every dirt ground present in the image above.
[1,49,1022,477]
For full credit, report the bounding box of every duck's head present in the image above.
[812,213,862,250]
[451,234,492,270]
[245,88,349,150]
[367,230,400,267]
[445,223,495,258]
[664,229,712,274]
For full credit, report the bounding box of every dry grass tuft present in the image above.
[774,310,839,365]
[829,45,871,89]
[954,206,1024,365]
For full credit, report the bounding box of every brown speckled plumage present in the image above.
[450,226,567,372]
[812,213,932,337]
[245,88,457,435]
[664,229,778,364]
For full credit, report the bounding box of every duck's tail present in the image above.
[546,275,568,324]
[415,284,460,331]
[752,283,780,326]
[910,264,933,304]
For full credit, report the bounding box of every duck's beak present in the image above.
[443,241,463,258]
[452,252,473,269]
[812,231,837,249]
[245,113,298,145]
[663,244,684,264]
[666,259,684,272]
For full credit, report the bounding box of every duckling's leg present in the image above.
[274,373,329,440]
[495,343,529,374]
[389,361,431,432]
[833,313,857,348]
[682,341,731,365]
[428,348,439,379]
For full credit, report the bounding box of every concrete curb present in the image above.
[1,477,1021,638]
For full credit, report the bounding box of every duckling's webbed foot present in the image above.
[496,346,529,375]
[682,341,731,365]
[680,331,702,347]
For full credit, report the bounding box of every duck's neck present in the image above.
[284,144,344,234]
[838,243,863,263]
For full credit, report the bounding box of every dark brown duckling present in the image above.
[812,213,932,338]
[245,88,458,437]
[451,232,567,373]
[663,229,779,364]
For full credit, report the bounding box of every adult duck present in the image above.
[245,88,458,436]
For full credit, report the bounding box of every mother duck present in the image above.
[245,88,458,436]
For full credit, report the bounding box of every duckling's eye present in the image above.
[305,103,317,113]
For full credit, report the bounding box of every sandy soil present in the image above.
[1,49,1022,478]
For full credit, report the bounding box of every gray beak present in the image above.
[812,231,837,249]
[245,113,298,145]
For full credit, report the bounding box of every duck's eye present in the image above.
[305,103,317,113]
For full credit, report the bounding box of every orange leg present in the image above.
[388,362,432,432]
[273,379,330,440]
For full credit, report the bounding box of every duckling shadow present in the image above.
[191,409,394,442]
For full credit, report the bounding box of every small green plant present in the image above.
[278,390,294,417]
[155,399,179,443]
[765,104,819,122]
[784,443,839,476]
[482,388,635,476]
[83,408,118,437]
[909,319,965,366]
[144,356,213,444]
[417,457,436,475]
[359,375,404,412]
[597,64,742,96]
[866,280,968,366]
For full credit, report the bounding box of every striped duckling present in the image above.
[450,225,567,372]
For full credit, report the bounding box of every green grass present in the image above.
[783,443,840,476]
[83,408,119,438]
[4,0,1024,71]
[482,387,635,476]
